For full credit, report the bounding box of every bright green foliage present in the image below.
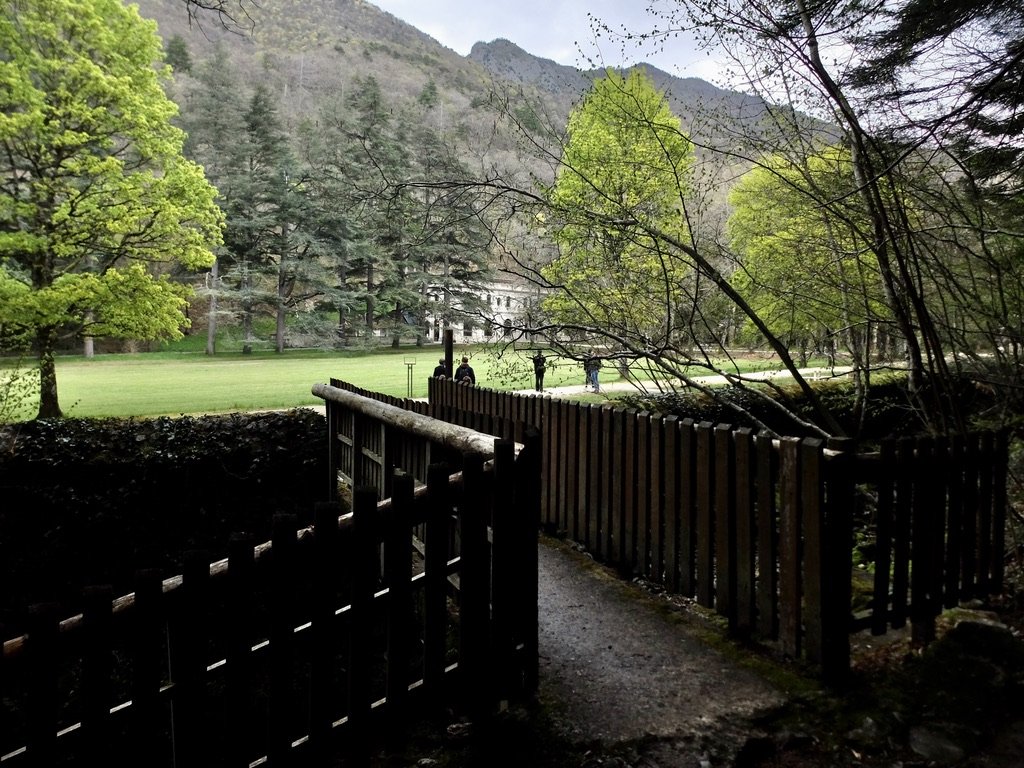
[0,0,224,417]
[727,147,890,363]
[542,69,693,341]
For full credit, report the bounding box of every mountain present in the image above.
[135,0,770,153]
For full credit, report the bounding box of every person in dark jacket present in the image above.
[432,358,449,379]
[585,356,601,392]
[532,352,546,391]
[454,356,476,385]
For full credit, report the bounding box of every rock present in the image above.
[908,726,966,764]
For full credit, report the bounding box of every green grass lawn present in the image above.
[2,341,819,421]
[2,343,598,419]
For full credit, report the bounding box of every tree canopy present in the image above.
[542,69,693,344]
[0,0,223,418]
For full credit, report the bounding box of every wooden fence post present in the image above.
[491,439,517,703]
[310,502,340,763]
[25,602,59,766]
[269,514,298,765]
[226,534,255,768]
[459,453,490,719]
[778,437,802,658]
[695,422,715,608]
[423,464,451,700]
[81,585,114,762]
[171,549,211,765]
[347,489,377,760]
[517,427,542,694]
[714,423,737,625]
[755,432,777,639]
[129,569,165,764]
[801,439,827,664]
[386,474,415,727]
[822,437,854,685]
[734,429,756,634]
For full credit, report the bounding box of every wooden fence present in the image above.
[427,378,1009,680]
[0,385,540,766]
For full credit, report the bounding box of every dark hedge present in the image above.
[0,409,328,631]
[617,374,991,440]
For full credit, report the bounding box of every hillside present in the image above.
[136,0,768,155]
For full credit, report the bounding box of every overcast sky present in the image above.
[368,0,722,82]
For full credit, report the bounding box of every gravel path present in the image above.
[534,537,788,766]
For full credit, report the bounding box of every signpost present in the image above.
[404,357,416,397]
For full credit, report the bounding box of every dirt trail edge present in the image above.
[534,536,790,767]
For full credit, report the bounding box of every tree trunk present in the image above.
[206,259,218,355]
[276,304,285,354]
[36,327,61,419]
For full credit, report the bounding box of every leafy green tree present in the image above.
[541,69,694,345]
[0,0,223,418]
[727,147,891,367]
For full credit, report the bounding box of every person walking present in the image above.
[532,351,546,392]
[454,356,476,385]
[585,356,601,392]
[432,358,449,379]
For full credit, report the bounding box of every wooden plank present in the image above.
[171,549,211,766]
[891,438,914,628]
[636,412,651,576]
[679,419,697,597]
[587,405,602,554]
[576,404,591,549]
[872,441,895,635]
[993,430,1009,592]
[515,427,543,693]
[25,603,60,765]
[599,406,614,560]
[822,438,855,684]
[81,585,114,763]
[459,454,489,717]
[929,438,949,615]
[910,437,937,643]
[978,431,994,594]
[610,408,627,566]
[129,569,165,763]
[623,409,639,572]
[649,413,664,585]
[695,422,715,607]
[714,424,736,622]
[311,502,340,760]
[269,514,299,765]
[734,428,755,632]
[540,396,554,528]
[565,402,580,540]
[491,439,517,701]
[944,435,965,608]
[801,439,825,663]
[962,434,979,596]
[662,416,680,593]
[423,464,451,697]
[386,474,415,722]
[556,399,571,533]
[778,437,801,658]
[755,432,777,638]
[226,534,256,768]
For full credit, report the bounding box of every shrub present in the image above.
[0,409,328,627]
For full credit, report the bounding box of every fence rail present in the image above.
[0,385,540,766]
[427,378,1008,680]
